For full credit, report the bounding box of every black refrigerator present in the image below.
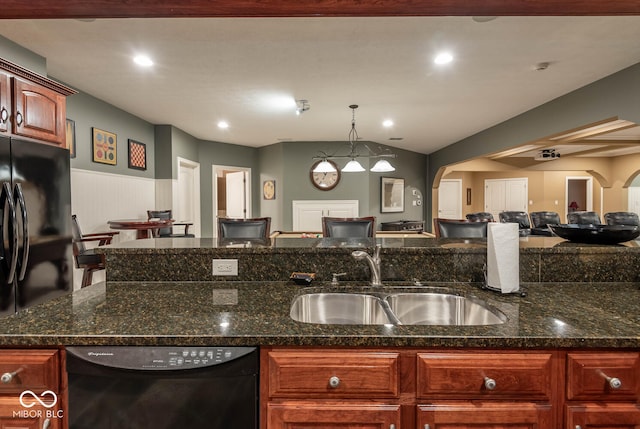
[0,135,72,317]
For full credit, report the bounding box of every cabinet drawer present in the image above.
[267,351,399,398]
[0,350,60,394]
[567,352,640,401]
[417,352,554,400]
[268,402,400,429]
[418,402,553,428]
[566,403,640,427]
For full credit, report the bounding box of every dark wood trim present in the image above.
[0,0,638,19]
[0,58,76,96]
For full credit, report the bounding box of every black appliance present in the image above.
[66,346,259,429]
[380,220,424,232]
[0,136,72,316]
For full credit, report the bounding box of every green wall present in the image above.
[197,138,260,237]
[66,90,156,178]
[0,35,46,75]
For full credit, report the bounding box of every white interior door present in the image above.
[505,178,528,211]
[226,171,246,218]
[485,178,528,219]
[438,179,462,219]
[485,179,506,220]
[177,157,200,236]
[629,186,640,215]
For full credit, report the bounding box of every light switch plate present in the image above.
[212,259,238,276]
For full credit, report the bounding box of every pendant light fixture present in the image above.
[311,104,397,173]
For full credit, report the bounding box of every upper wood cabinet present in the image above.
[12,77,66,145]
[0,58,75,147]
[0,72,9,133]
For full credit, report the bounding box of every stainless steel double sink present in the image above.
[290,290,506,326]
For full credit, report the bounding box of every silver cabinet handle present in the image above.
[575,426,582,429]
[424,425,431,429]
[42,418,51,429]
[389,425,395,429]
[328,376,340,388]
[598,370,622,389]
[15,111,23,126]
[484,376,497,390]
[0,107,7,123]
[1,367,23,383]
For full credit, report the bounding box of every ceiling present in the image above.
[1,16,640,157]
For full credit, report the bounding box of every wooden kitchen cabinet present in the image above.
[0,349,63,429]
[417,351,558,429]
[11,78,66,146]
[0,58,74,146]
[418,402,552,428]
[268,402,400,429]
[566,403,640,428]
[565,352,640,427]
[262,348,640,429]
[263,348,402,429]
[0,72,9,133]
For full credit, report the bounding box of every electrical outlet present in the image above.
[212,259,238,276]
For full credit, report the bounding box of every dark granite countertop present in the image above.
[1,280,639,349]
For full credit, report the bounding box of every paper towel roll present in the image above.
[487,222,520,293]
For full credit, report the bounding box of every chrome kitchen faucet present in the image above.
[352,244,383,286]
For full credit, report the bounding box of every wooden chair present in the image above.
[321,216,376,238]
[218,217,271,239]
[147,210,194,237]
[433,218,488,238]
[71,215,119,288]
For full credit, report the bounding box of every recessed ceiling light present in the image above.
[133,54,153,67]
[382,119,394,128]
[217,121,229,129]
[434,52,454,65]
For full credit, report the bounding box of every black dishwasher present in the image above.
[66,346,258,429]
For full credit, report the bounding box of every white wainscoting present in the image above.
[70,168,156,287]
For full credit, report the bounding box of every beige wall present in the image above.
[432,152,640,229]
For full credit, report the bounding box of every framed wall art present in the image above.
[66,119,76,158]
[92,127,117,165]
[263,180,276,200]
[128,139,147,170]
[381,177,405,213]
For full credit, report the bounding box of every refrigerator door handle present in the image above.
[14,183,29,282]
[1,182,18,284]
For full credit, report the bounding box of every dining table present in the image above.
[108,218,174,239]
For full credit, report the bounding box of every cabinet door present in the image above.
[0,350,60,395]
[11,78,66,146]
[418,402,553,429]
[0,397,61,429]
[268,402,400,429]
[267,350,399,399]
[566,403,640,428]
[0,73,9,133]
[567,352,640,401]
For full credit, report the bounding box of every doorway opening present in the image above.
[566,176,593,217]
[212,165,252,237]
